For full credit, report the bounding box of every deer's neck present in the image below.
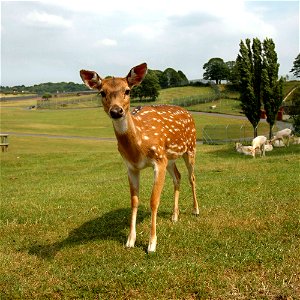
[112,114,142,163]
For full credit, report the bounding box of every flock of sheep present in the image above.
[235,128,300,158]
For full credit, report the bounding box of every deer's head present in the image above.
[80,63,147,120]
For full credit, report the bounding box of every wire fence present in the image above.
[36,94,101,109]
[202,124,279,144]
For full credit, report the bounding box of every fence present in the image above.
[202,123,278,144]
[36,94,101,109]
[170,93,220,107]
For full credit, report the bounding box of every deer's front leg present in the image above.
[126,168,140,248]
[148,162,167,253]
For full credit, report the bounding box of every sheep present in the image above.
[265,140,273,152]
[235,142,254,156]
[271,128,292,147]
[290,135,300,145]
[273,139,285,147]
[251,135,267,158]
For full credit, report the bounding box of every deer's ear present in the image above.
[80,70,102,90]
[126,63,147,87]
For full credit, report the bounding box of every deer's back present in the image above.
[131,105,196,160]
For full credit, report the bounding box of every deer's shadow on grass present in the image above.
[28,207,149,260]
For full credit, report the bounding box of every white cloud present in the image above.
[95,39,118,47]
[25,11,72,28]
[123,23,165,40]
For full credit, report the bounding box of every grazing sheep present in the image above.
[265,140,273,152]
[273,139,285,147]
[235,142,254,156]
[290,135,300,145]
[251,136,267,158]
[271,128,292,147]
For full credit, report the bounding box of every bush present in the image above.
[42,93,52,100]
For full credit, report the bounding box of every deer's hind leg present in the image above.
[167,161,181,222]
[183,153,199,216]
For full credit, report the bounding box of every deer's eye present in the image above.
[100,91,106,97]
[124,89,130,96]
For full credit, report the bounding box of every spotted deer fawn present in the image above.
[80,63,199,252]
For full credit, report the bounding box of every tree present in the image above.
[131,70,160,101]
[226,61,237,84]
[236,38,262,137]
[177,70,189,86]
[236,38,283,138]
[163,68,181,87]
[261,38,283,139]
[42,93,52,100]
[290,53,300,78]
[203,58,229,84]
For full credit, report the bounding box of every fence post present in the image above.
[225,125,229,143]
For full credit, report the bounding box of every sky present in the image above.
[1,0,299,86]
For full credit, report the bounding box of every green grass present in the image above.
[1,97,299,299]
[157,86,214,104]
[1,106,115,138]
[189,98,243,115]
[1,101,271,142]
[1,136,299,299]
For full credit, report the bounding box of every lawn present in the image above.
[1,101,299,299]
[189,99,243,116]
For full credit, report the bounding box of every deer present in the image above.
[80,63,199,253]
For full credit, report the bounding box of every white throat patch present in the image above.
[112,117,128,134]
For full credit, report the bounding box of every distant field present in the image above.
[2,81,299,115]
[282,80,300,101]
[1,102,273,141]
[189,98,243,115]
[0,93,36,98]
[157,86,214,103]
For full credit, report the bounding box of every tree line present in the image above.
[0,67,189,96]
[0,81,88,95]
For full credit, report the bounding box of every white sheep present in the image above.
[265,140,273,152]
[271,128,292,147]
[273,140,285,147]
[251,136,267,158]
[235,142,254,156]
[290,135,300,145]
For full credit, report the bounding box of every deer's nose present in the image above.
[109,105,124,119]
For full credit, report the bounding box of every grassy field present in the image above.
[1,135,299,299]
[1,98,299,299]
[1,99,272,142]
[189,98,242,115]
